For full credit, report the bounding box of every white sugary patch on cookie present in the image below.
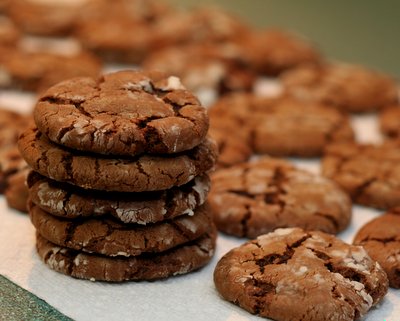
[387,253,400,263]
[115,251,129,257]
[192,177,208,204]
[37,182,64,213]
[313,273,324,283]
[275,280,300,295]
[274,228,296,236]
[169,124,181,152]
[124,80,154,93]
[330,250,347,258]
[179,218,198,233]
[186,194,196,209]
[163,76,185,91]
[182,208,194,216]
[293,266,308,276]
[89,277,96,282]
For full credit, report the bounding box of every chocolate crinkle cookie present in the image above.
[214,227,388,321]
[353,208,400,288]
[209,157,351,238]
[209,93,354,157]
[322,141,400,209]
[281,63,399,113]
[34,70,209,156]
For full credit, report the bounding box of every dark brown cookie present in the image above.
[75,0,170,63]
[30,201,213,257]
[36,226,216,281]
[281,63,399,113]
[142,43,255,101]
[214,228,388,321]
[380,106,400,138]
[353,209,400,288]
[19,126,217,192]
[209,93,354,157]
[0,46,101,92]
[322,141,400,209]
[235,29,321,76]
[7,0,89,36]
[208,117,252,168]
[5,166,29,212]
[34,70,209,156]
[209,158,351,238]
[28,171,210,224]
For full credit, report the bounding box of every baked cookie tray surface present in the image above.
[0,80,399,321]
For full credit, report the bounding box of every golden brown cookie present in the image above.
[0,108,30,151]
[5,166,29,212]
[36,226,216,282]
[209,93,354,157]
[18,127,217,192]
[353,209,400,288]
[209,158,351,238]
[380,106,400,138]
[34,70,209,156]
[322,141,400,209]
[281,63,399,113]
[28,171,210,224]
[214,228,388,321]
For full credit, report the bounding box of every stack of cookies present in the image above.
[18,70,218,282]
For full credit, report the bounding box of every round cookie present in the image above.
[281,63,399,113]
[214,227,388,321]
[28,171,210,224]
[322,141,400,209]
[18,127,217,192]
[75,0,171,63]
[0,145,28,193]
[353,209,400,288]
[7,0,90,36]
[36,227,216,282]
[209,157,351,238]
[380,106,400,138]
[30,201,213,257]
[235,29,321,76]
[209,93,354,157]
[34,70,209,156]
[0,47,101,92]
[142,43,255,102]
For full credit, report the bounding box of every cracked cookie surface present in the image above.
[34,70,209,155]
[353,209,400,288]
[30,201,213,257]
[322,141,400,209]
[281,63,398,113]
[18,126,217,192]
[28,171,210,224]
[36,225,216,281]
[209,93,354,157]
[214,227,388,321]
[209,157,351,237]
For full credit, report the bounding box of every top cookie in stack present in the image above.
[18,70,218,282]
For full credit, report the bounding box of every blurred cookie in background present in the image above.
[235,29,322,76]
[322,141,400,209]
[281,63,399,113]
[0,16,20,47]
[6,0,90,36]
[209,93,354,157]
[142,43,255,105]
[75,0,171,64]
[0,37,101,92]
[380,105,400,139]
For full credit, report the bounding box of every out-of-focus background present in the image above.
[172,0,400,76]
